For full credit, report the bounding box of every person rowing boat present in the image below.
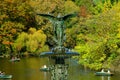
[0,71,5,76]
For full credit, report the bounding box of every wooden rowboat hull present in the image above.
[40,68,50,72]
[95,72,114,76]
[0,75,12,79]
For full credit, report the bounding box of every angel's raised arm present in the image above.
[37,13,56,21]
[62,12,78,20]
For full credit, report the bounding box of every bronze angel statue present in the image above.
[37,13,78,47]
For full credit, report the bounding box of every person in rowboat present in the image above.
[101,69,104,72]
[107,69,111,73]
[43,65,47,68]
[0,71,5,76]
[0,71,1,75]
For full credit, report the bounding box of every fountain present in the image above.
[37,13,79,80]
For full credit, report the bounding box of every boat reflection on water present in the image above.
[101,76,111,80]
[44,72,47,80]
[41,65,49,80]
[0,79,12,80]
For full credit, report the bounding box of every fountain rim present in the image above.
[40,51,79,58]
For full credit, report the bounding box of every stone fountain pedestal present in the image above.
[40,47,79,80]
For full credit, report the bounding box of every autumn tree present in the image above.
[0,0,37,55]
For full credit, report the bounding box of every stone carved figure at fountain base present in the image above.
[50,64,68,80]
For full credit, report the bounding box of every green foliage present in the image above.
[75,39,107,70]
[92,0,120,14]
[13,28,49,55]
[64,1,79,14]
[75,2,120,70]
[13,32,28,52]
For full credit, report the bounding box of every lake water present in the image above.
[0,57,119,80]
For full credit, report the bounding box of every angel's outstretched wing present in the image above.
[37,13,56,21]
[62,12,78,20]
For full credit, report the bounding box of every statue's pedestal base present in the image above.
[40,48,79,80]
[50,64,68,80]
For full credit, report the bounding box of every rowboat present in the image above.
[40,67,50,72]
[40,65,50,72]
[0,75,12,79]
[95,72,114,76]
[9,58,20,62]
